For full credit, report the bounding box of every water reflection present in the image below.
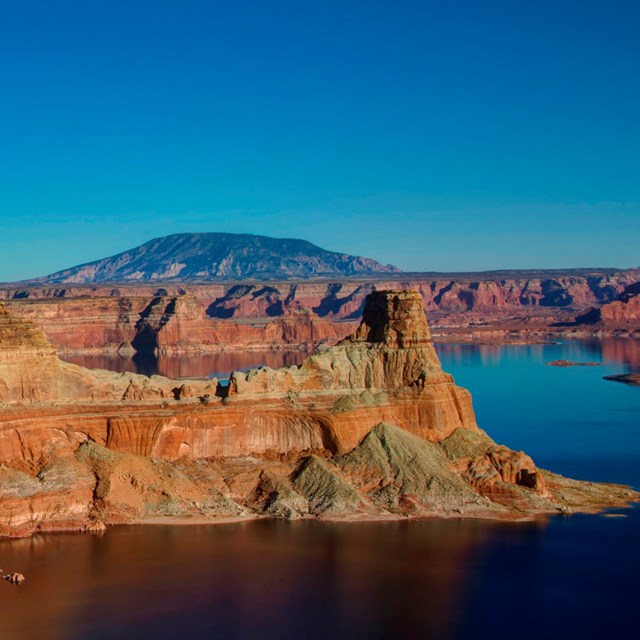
[435,342,546,367]
[594,337,640,369]
[0,519,527,640]
[5,337,640,639]
[436,339,640,487]
[435,337,640,369]
[2,512,637,640]
[61,349,310,379]
[61,339,640,380]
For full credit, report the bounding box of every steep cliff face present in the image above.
[203,272,639,318]
[576,282,640,327]
[4,270,639,356]
[229,290,445,394]
[2,296,148,353]
[0,292,636,537]
[132,295,218,354]
[0,303,62,403]
[226,291,476,450]
[133,295,352,355]
[4,294,355,355]
[0,302,218,406]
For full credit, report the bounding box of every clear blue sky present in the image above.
[1,0,638,281]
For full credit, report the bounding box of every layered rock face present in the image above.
[0,292,636,538]
[4,269,639,356]
[132,295,218,354]
[2,296,151,354]
[226,291,475,451]
[137,295,350,355]
[0,304,60,403]
[230,290,446,393]
[576,282,640,329]
[4,293,354,355]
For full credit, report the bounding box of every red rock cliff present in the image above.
[3,270,640,356]
[0,291,636,538]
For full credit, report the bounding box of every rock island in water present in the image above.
[0,290,637,538]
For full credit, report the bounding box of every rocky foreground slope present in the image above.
[0,291,636,538]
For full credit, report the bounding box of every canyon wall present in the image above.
[2,270,639,355]
[6,269,638,313]
[3,293,356,355]
[575,282,640,328]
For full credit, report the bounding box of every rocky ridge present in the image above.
[575,282,640,328]
[3,269,640,358]
[0,291,637,538]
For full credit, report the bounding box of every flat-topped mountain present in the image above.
[29,233,401,284]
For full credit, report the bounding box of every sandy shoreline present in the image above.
[1,496,636,541]
[128,504,635,530]
[134,515,262,527]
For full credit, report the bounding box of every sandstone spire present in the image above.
[349,289,432,347]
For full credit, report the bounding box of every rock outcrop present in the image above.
[0,291,637,538]
[576,282,640,329]
[4,269,639,356]
[4,293,355,356]
[603,373,640,386]
[0,302,220,406]
[0,303,62,403]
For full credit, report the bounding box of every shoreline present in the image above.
[4,498,638,541]
[54,331,640,360]
[2,292,639,543]
[120,497,640,530]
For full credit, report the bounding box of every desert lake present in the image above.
[3,338,639,640]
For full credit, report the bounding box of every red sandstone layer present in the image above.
[0,291,637,538]
[2,270,639,357]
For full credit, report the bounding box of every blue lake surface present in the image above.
[3,339,640,640]
[437,340,640,487]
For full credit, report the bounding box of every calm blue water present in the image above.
[437,340,640,487]
[1,339,639,640]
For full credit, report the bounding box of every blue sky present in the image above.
[0,0,638,281]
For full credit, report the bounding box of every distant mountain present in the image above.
[30,233,401,283]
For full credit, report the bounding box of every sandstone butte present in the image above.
[0,291,637,539]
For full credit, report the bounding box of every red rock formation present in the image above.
[2,296,149,353]
[133,295,218,353]
[0,303,62,403]
[0,291,637,538]
[576,282,640,328]
[4,271,640,356]
[4,292,356,355]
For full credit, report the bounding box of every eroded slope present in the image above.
[0,291,636,537]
